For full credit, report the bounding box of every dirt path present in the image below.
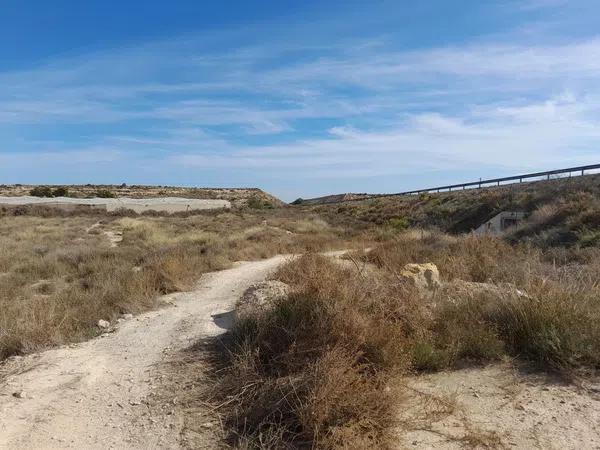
[0,255,293,450]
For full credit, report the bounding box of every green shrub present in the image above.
[410,341,449,371]
[578,229,600,248]
[29,186,54,197]
[247,195,273,209]
[51,187,69,197]
[94,189,116,198]
[387,217,409,231]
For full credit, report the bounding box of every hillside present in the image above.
[0,184,283,208]
[2,179,600,449]
[293,192,373,205]
[305,173,600,247]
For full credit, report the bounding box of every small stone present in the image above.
[97,319,110,329]
[121,313,133,320]
[12,391,26,399]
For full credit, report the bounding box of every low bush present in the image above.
[52,186,69,197]
[214,255,417,449]
[387,216,409,231]
[247,195,274,209]
[29,186,54,197]
[214,232,600,447]
[94,189,116,198]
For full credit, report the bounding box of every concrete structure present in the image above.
[0,196,231,213]
[475,211,526,235]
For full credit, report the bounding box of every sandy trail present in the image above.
[0,255,293,450]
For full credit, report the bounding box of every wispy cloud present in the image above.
[1,6,600,198]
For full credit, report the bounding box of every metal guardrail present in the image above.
[388,163,600,196]
[318,163,600,204]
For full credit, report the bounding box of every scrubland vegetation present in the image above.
[312,174,600,244]
[3,177,600,449]
[214,231,600,449]
[0,208,354,360]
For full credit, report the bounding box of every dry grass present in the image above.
[365,231,539,284]
[4,193,600,448]
[213,231,600,448]
[366,231,600,372]
[0,211,359,360]
[211,255,419,449]
[308,174,600,238]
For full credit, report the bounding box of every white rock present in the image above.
[97,319,110,329]
[236,280,290,320]
[400,263,441,293]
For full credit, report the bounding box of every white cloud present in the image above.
[3,33,600,126]
[1,21,600,196]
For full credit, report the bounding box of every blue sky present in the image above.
[1,0,600,200]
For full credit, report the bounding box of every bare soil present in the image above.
[397,363,600,449]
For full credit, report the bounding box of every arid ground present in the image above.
[1,180,600,449]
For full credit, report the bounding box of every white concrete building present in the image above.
[475,211,526,235]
